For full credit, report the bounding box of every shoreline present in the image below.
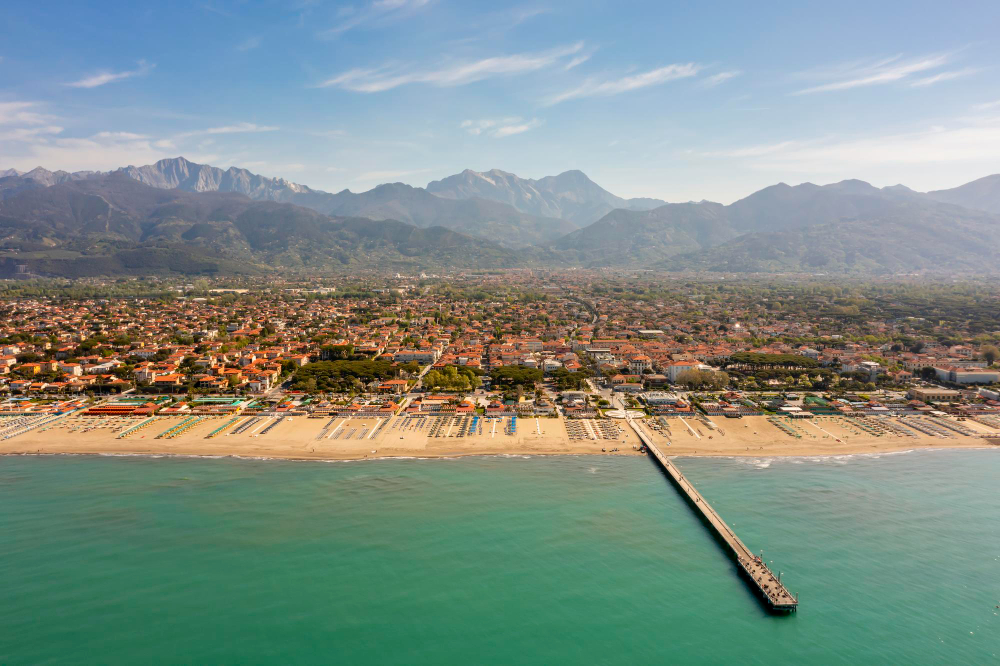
[1,443,996,466]
[2,413,996,463]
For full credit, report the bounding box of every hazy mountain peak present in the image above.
[926,173,1000,214]
[552,169,589,180]
[824,179,879,195]
[427,167,666,225]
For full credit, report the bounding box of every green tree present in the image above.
[982,344,1000,366]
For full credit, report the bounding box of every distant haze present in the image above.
[2,156,1000,276]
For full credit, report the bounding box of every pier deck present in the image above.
[627,419,798,612]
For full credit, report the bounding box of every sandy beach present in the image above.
[635,414,999,457]
[2,412,997,461]
[2,413,640,461]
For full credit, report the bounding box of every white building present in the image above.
[943,367,1000,384]
[667,361,709,383]
[645,391,680,405]
[393,349,440,364]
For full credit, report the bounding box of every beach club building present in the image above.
[667,361,711,383]
[932,366,1000,385]
[907,387,962,402]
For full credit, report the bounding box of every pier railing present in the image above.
[626,418,798,612]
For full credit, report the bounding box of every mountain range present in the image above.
[0,173,518,277]
[119,158,578,247]
[426,168,666,225]
[2,157,1000,276]
[548,179,1000,272]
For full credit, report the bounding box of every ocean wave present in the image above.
[675,446,997,469]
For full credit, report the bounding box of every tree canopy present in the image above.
[290,360,396,393]
[423,365,482,391]
[491,366,543,389]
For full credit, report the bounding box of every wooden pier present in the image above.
[626,419,798,612]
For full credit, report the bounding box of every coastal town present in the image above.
[1,272,999,459]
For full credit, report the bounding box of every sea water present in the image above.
[1,450,997,664]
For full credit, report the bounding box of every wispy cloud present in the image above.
[973,99,1000,111]
[1,130,175,173]
[493,118,542,138]
[309,129,349,138]
[0,101,285,175]
[66,60,155,88]
[0,125,64,141]
[460,119,496,136]
[461,117,542,138]
[699,116,1000,172]
[236,36,262,52]
[909,67,978,87]
[0,101,56,126]
[545,63,700,105]
[200,3,232,17]
[509,6,550,25]
[354,167,432,182]
[320,0,432,39]
[702,70,741,87]
[93,131,148,140]
[791,52,967,95]
[318,42,584,92]
[0,101,64,141]
[175,122,279,139]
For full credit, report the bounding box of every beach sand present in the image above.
[638,414,997,457]
[2,413,996,461]
[3,413,642,461]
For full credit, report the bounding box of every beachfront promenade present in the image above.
[627,419,799,613]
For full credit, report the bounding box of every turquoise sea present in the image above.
[1,449,998,664]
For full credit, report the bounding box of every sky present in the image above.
[2,0,1000,203]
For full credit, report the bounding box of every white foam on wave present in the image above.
[709,447,999,470]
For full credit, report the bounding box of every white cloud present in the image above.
[66,60,155,88]
[0,103,282,173]
[699,117,1000,172]
[200,3,232,17]
[565,54,591,70]
[93,131,148,140]
[492,118,542,138]
[0,101,56,126]
[2,131,175,173]
[0,125,64,141]
[909,68,977,87]
[354,167,432,182]
[461,117,542,138]
[461,119,496,136]
[0,101,63,142]
[309,129,349,138]
[174,122,279,139]
[702,70,741,87]
[701,140,801,159]
[508,6,549,25]
[545,63,700,105]
[318,42,584,92]
[372,0,430,9]
[791,53,957,94]
[320,0,432,38]
[236,36,262,52]
[973,99,1000,111]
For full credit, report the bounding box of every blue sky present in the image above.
[2,0,999,203]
